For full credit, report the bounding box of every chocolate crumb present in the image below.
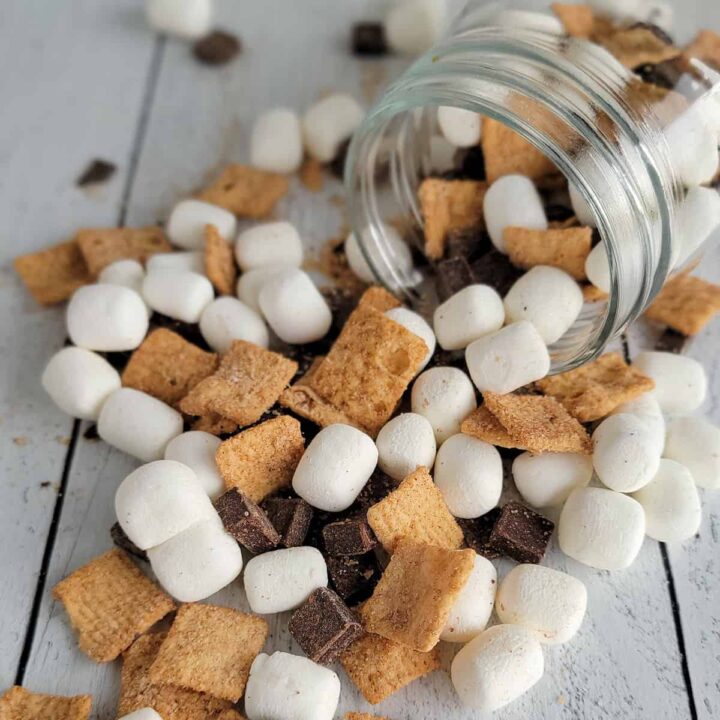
[110,522,148,562]
[193,30,241,65]
[323,516,377,556]
[261,496,313,547]
[352,22,388,56]
[215,488,280,553]
[76,159,116,187]
[488,501,554,564]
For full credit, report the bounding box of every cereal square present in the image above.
[198,164,289,218]
[551,3,594,37]
[344,713,390,720]
[179,340,297,426]
[13,240,91,305]
[122,328,219,406]
[367,467,464,553]
[0,686,92,720]
[216,415,305,502]
[645,273,720,336]
[582,283,608,302]
[192,412,239,436]
[52,548,175,662]
[599,26,680,68]
[685,29,720,68]
[340,632,440,704]
[204,223,237,295]
[460,406,521,449]
[150,603,268,702]
[360,539,475,652]
[358,286,402,312]
[535,351,655,422]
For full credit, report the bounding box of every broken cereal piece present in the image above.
[198,164,289,218]
[204,223,237,295]
[0,687,92,720]
[645,273,720,336]
[261,497,314,547]
[581,283,608,302]
[121,328,219,406]
[216,487,281,553]
[461,405,524,450]
[488,501,554,563]
[52,548,175,663]
[13,240,91,305]
[75,226,170,276]
[360,539,475,652]
[149,603,268,703]
[323,516,377,556]
[179,340,297,426]
[216,415,305,502]
[599,26,680,68]
[684,29,720,69]
[341,631,440,705]
[551,3,594,37]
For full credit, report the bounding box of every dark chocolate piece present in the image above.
[76,159,116,187]
[458,508,502,560]
[446,228,492,262]
[192,30,241,65]
[351,22,388,56]
[322,517,377,556]
[321,286,359,337]
[435,257,476,302]
[455,145,487,181]
[654,327,688,354]
[329,138,351,178]
[83,423,100,440]
[110,522,148,562]
[355,468,397,511]
[471,250,523,296]
[261,496,313,547]
[151,313,210,350]
[488,502,554,564]
[427,347,466,370]
[288,587,363,664]
[327,554,381,601]
[215,488,280,553]
[633,60,682,90]
[101,350,133,373]
[544,204,575,223]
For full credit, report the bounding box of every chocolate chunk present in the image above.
[323,517,377,556]
[458,509,502,560]
[544,204,575,223]
[427,347,466,370]
[329,138,351,178]
[76,159,116,187]
[355,468,397,511]
[151,313,210,350]
[321,286,358,336]
[633,60,682,89]
[261,496,313,547]
[110,522,147,562]
[101,350,133,373]
[193,30,241,65]
[454,145,487,181]
[654,327,688,354]
[352,22,388,56]
[488,501,554,564]
[471,250,524,296]
[435,257,476,302]
[83,423,100,441]
[288,587,363,664]
[445,228,492,263]
[327,554,381,602]
[215,488,280,553]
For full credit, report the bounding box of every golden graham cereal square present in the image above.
[0,686,92,720]
[204,223,237,296]
[645,273,720,336]
[75,226,170,276]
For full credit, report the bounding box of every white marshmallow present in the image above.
[235,221,303,272]
[504,266,583,345]
[664,415,720,489]
[438,106,482,148]
[434,434,502,518]
[512,452,593,508]
[496,564,587,645]
[345,225,413,284]
[118,710,163,720]
[145,0,212,39]
[164,431,223,498]
[258,269,332,344]
[483,175,548,253]
[98,388,183,462]
[236,264,295,313]
[584,243,610,293]
[41,347,120,420]
[569,184,596,227]
[245,652,340,720]
[674,186,720,269]
[142,270,214,323]
[451,624,544,711]
[411,367,478,444]
[441,553,496,643]
[375,412,437,480]
[663,106,720,187]
[495,9,564,33]
[292,424,377,511]
[250,108,303,174]
[302,94,363,163]
[98,259,145,296]
[632,351,707,415]
[610,392,666,454]
[433,284,505,350]
[148,516,243,602]
[115,459,216,549]
[558,487,646,570]
[592,413,661,493]
[385,307,435,369]
[632,459,701,542]
[166,199,237,250]
[384,0,446,56]
[465,321,550,394]
[146,250,204,274]
[244,547,328,614]
[199,296,269,352]
[67,284,148,352]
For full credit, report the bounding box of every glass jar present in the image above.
[345,0,720,372]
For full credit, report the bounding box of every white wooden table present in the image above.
[1,2,719,718]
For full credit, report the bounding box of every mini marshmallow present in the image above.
[142,270,214,323]
[569,184,596,228]
[147,516,244,602]
[384,0,446,56]
[118,710,163,720]
[258,269,332,344]
[483,175,548,253]
[592,413,661,493]
[495,564,587,645]
[235,221,303,272]
[199,296,269,352]
[663,106,720,187]
[145,0,212,39]
[411,367,478,445]
[302,94,363,163]
[146,250,205,274]
[245,652,340,720]
[236,264,295,313]
[244,547,328,614]
[632,459,701,542]
[67,284,148,352]
[438,106,482,148]
[441,553,497,643]
[674,186,720,269]
[610,392,666,454]
[664,415,720,489]
[41,347,121,421]
[584,243,610,293]
[465,321,550,394]
[434,434,503,518]
[345,225,414,284]
[451,624,544,711]
[292,424,377,511]
[385,307,435,369]
[495,9,565,33]
[98,388,183,462]
[375,412,437,480]
[98,258,145,296]
[250,108,303,174]
[115,459,216,549]
[512,452,593,508]
[504,266,583,345]
[632,351,707,415]
[558,487,646,570]
[166,199,237,250]
[433,284,505,351]
[164,431,224,499]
